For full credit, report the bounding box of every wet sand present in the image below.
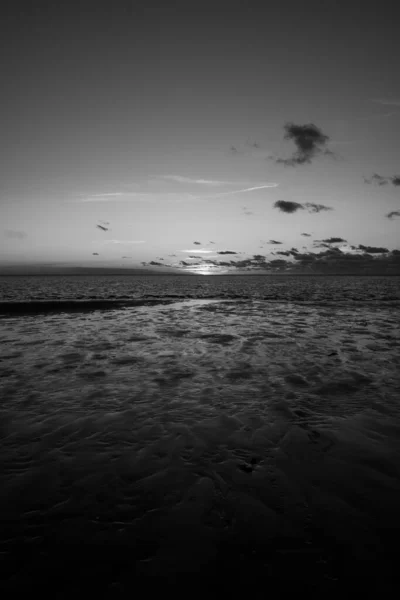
[1,297,400,595]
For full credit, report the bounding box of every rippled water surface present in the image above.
[1,275,400,595]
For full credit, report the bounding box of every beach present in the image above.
[1,275,400,594]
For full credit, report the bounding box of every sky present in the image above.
[1,0,399,275]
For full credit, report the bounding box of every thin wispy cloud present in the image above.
[203,184,278,198]
[4,229,28,239]
[358,112,397,121]
[78,192,195,203]
[371,98,400,107]
[89,192,126,198]
[160,175,265,186]
[102,240,146,244]
[181,249,215,253]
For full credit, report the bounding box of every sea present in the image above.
[1,274,400,595]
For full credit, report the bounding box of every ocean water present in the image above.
[1,275,400,594]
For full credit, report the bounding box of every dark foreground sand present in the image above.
[1,298,400,595]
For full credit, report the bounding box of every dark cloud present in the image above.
[149,261,167,266]
[321,237,347,243]
[193,241,201,245]
[274,199,333,216]
[217,250,238,255]
[358,244,389,254]
[268,239,283,244]
[364,174,400,186]
[4,229,28,239]
[273,200,304,213]
[301,232,312,237]
[96,224,108,231]
[276,250,291,256]
[92,252,99,255]
[313,242,332,249]
[216,261,232,267]
[275,122,332,166]
[304,202,333,213]
[387,211,400,219]
[290,247,299,253]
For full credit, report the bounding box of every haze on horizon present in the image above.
[1,1,399,275]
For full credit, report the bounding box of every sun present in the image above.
[185,264,230,275]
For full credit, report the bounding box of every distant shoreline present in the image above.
[1,272,399,277]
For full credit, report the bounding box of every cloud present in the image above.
[193,241,201,244]
[204,184,278,199]
[182,249,214,253]
[90,192,126,198]
[301,232,312,237]
[92,252,99,255]
[304,202,333,213]
[103,240,146,244]
[160,175,263,186]
[145,261,171,267]
[274,122,333,166]
[79,192,194,203]
[121,256,132,259]
[174,244,400,275]
[96,224,109,231]
[268,239,283,244]
[364,173,400,186]
[321,237,347,243]
[273,200,304,213]
[358,244,389,254]
[387,210,400,220]
[217,250,238,255]
[371,99,400,107]
[4,229,27,239]
[313,242,332,249]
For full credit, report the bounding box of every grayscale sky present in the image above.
[1,0,399,274]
